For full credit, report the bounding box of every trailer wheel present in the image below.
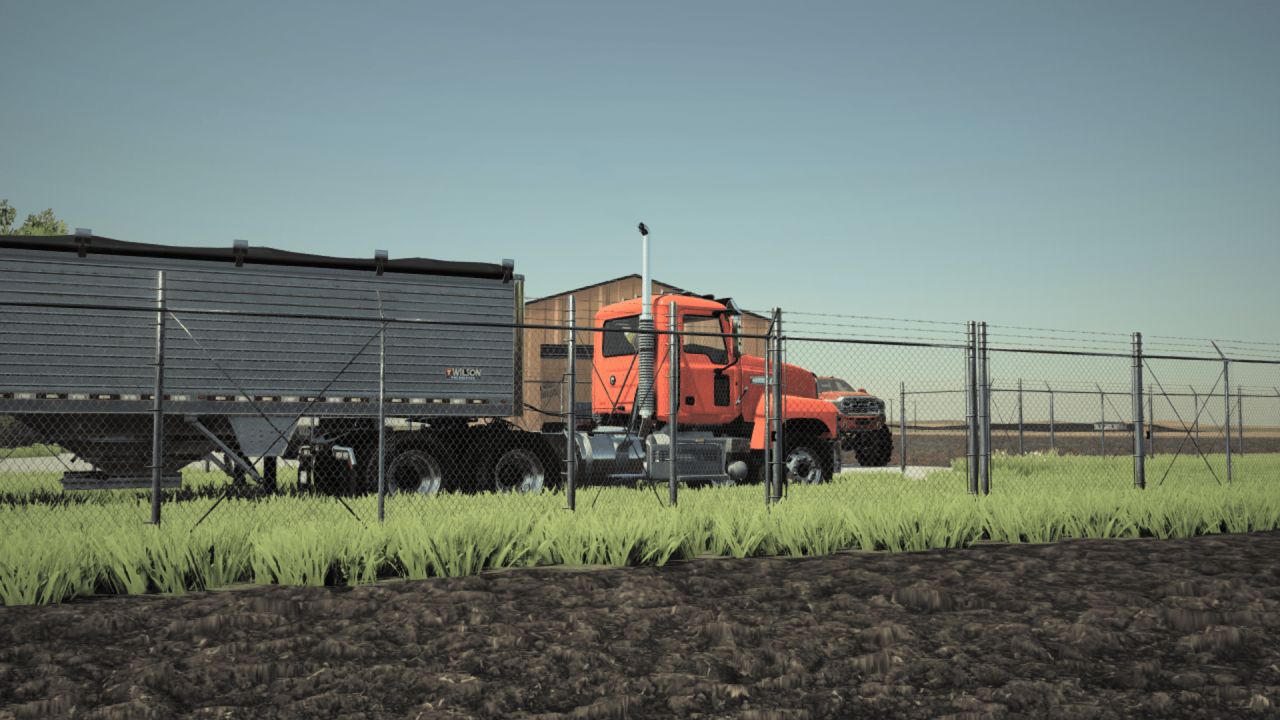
[383,445,447,496]
[854,426,893,467]
[490,446,547,494]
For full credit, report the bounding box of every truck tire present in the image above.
[854,426,893,467]
[379,437,449,496]
[312,447,358,496]
[489,445,548,494]
[755,436,833,485]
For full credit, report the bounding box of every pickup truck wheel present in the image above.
[383,445,446,495]
[854,426,893,467]
[491,446,546,494]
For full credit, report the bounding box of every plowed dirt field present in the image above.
[3,531,1279,719]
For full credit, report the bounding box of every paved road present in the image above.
[838,464,950,480]
[1,453,948,483]
[0,453,94,473]
[0,454,299,474]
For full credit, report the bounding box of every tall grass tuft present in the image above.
[0,453,1277,605]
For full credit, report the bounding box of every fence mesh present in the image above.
[1,293,1278,548]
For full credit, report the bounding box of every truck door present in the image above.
[677,314,737,425]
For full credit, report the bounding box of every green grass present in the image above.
[1,452,1277,606]
[0,463,302,498]
[0,444,65,459]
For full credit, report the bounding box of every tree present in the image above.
[0,200,14,234]
[0,199,70,236]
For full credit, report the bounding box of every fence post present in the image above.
[566,296,577,511]
[979,322,991,495]
[1132,332,1145,490]
[1098,385,1106,457]
[377,315,386,522]
[1192,387,1199,439]
[1237,385,1244,456]
[1217,343,1232,484]
[1046,381,1055,453]
[899,382,907,472]
[149,270,166,525]
[771,308,784,503]
[1147,382,1155,458]
[966,322,978,494]
[1017,378,1024,455]
[668,301,679,507]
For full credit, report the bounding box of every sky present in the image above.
[2,1,1277,352]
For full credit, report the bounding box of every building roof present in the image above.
[526,273,769,321]
[525,273,683,303]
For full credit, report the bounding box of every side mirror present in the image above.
[730,314,742,357]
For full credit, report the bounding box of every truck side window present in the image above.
[682,315,728,364]
[601,316,640,357]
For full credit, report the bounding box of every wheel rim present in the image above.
[785,447,824,484]
[387,450,443,495]
[494,447,545,494]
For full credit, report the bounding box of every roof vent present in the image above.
[233,239,248,267]
[501,258,514,283]
[375,249,388,276]
[73,229,93,257]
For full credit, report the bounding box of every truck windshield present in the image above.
[816,377,855,393]
[682,315,729,364]
[601,316,640,357]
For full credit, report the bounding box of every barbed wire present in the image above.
[1144,338,1280,357]
[1148,333,1280,349]
[987,340,1133,355]
[740,308,966,327]
[784,328,967,345]
[989,332,1131,350]
[767,317,964,337]
[987,323,1132,339]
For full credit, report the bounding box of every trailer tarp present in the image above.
[0,234,513,281]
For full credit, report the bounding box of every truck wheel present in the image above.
[312,447,357,496]
[783,438,831,484]
[755,437,833,485]
[490,446,547,494]
[854,426,893,467]
[382,442,447,495]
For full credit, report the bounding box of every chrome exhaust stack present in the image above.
[636,222,655,430]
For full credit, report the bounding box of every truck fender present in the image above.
[749,395,839,450]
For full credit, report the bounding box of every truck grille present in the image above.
[838,397,880,415]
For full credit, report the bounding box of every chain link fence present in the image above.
[2,268,1278,547]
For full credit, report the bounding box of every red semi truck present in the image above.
[584,293,840,486]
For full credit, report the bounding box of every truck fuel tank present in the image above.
[644,431,739,484]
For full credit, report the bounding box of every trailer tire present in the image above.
[854,426,893,467]
[378,438,449,496]
[489,445,548,494]
[313,447,358,496]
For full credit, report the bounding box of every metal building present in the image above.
[518,274,770,431]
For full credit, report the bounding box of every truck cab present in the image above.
[588,293,840,485]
